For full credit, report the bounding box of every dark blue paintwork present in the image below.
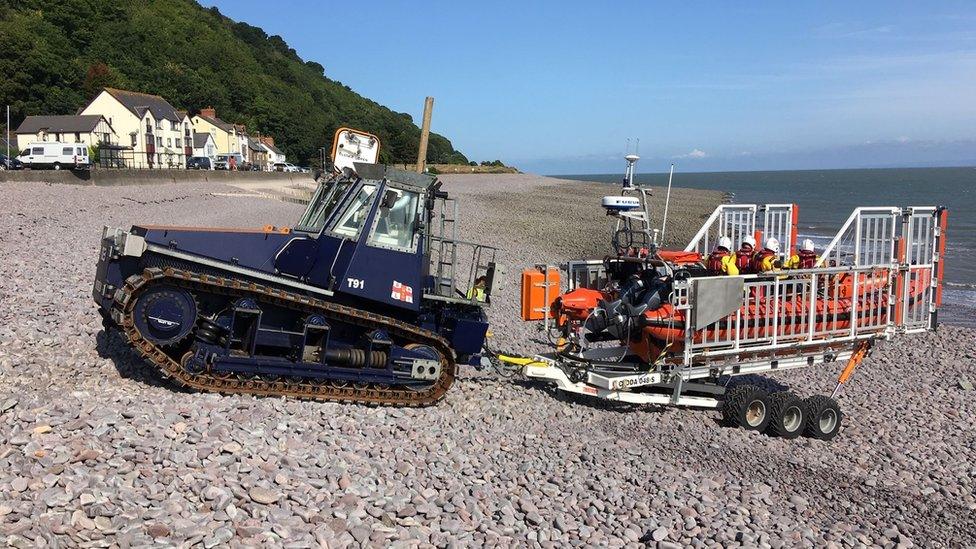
[93,166,493,385]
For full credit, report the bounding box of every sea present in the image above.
[558,167,976,328]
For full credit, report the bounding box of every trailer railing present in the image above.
[677,205,945,366]
[685,203,797,261]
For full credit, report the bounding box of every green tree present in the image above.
[0,0,469,165]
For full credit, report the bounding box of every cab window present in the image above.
[368,188,420,250]
[329,184,377,238]
[295,179,353,233]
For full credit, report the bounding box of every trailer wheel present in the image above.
[722,385,771,431]
[767,392,805,438]
[803,395,842,440]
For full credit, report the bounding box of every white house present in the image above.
[15,115,115,151]
[260,136,286,165]
[192,132,217,159]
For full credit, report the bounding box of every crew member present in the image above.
[751,237,782,274]
[736,236,757,274]
[787,239,820,269]
[467,276,488,302]
[706,236,739,276]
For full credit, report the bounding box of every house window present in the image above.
[75,132,80,141]
[131,133,137,147]
[176,138,181,148]
[156,136,162,147]
[167,138,172,147]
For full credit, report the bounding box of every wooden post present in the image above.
[416,96,434,173]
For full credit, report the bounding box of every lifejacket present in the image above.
[796,250,818,269]
[467,287,486,302]
[706,250,735,274]
[751,248,778,273]
[735,248,754,272]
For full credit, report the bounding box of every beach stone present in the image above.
[146,523,171,538]
[11,478,28,492]
[0,175,970,549]
[249,487,280,505]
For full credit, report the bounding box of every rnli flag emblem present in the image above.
[391,281,414,304]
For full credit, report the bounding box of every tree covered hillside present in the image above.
[0,0,468,165]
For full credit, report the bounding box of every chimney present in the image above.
[261,136,275,147]
[200,106,216,118]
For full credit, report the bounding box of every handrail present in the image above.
[683,205,725,252]
[817,207,900,266]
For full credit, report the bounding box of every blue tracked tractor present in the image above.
[93,130,498,406]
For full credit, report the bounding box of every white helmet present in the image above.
[765,237,781,254]
[801,238,815,252]
[717,236,732,251]
[742,236,756,248]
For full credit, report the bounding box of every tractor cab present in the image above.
[279,162,499,321]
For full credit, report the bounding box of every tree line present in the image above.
[0,0,469,166]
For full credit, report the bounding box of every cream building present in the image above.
[192,107,247,161]
[79,88,190,168]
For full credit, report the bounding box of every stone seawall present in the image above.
[0,169,315,186]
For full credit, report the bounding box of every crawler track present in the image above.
[113,267,456,406]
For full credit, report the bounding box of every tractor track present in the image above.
[113,266,456,407]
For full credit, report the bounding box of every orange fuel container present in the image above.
[520,267,561,321]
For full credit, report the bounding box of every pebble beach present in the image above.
[0,174,974,547]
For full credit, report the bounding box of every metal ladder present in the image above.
[435,199,458,297]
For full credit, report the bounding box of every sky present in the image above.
[201,1,976,174]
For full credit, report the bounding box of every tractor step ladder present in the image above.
[434,198,459,297]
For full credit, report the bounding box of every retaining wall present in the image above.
[0,169,315,186]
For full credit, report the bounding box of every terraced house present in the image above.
[79,88,193,168]
[191,107,248,163]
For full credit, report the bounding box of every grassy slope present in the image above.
[0,0,466,166]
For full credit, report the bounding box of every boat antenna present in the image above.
[660,163,675,242]
[623,148,639,190]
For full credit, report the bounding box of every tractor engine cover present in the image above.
[132,285,197,346]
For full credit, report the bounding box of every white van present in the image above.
[18,142,90,170]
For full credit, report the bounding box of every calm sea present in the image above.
[558,167,976,327]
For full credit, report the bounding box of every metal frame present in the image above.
[685,203,796,261]
[527,205,945,408]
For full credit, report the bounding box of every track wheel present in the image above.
[767,392,805,438]
[803,395,843,441]
[722,385,771,431]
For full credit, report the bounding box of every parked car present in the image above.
[214,153,244,170]
[0,153,23,170]
[273,162,300,173]
[17,142,90,170]
[186,156,213,170]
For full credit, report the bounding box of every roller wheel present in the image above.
[722,384,771,431]
[803,395,842,441]
[767,392,805,438]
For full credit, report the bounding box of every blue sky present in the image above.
[202,1,976,174]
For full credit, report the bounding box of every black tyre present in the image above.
[53,162,61,171]
[767,392,805,438]
[803,395,842,440]
[722,384,771,431]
